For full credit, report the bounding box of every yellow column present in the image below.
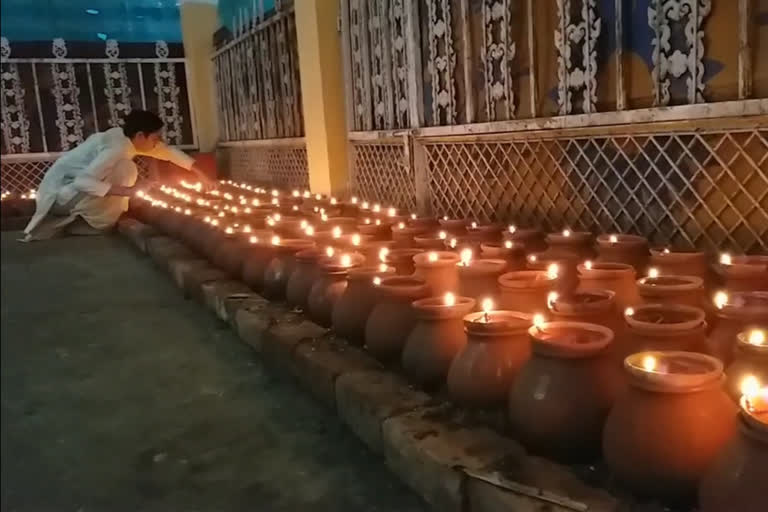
[294,0,349,195]
[179,0,219,152]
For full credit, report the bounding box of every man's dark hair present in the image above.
[122,110,165,138]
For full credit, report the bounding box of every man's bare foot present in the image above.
[16,233,34,243]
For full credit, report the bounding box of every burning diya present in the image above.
[438,217,469,235]
[365,276,431,361]
[623,303,708,355]
[446,304,533,408]
[649,247,710,282]
[465,222,504,243]
[636,272,706,309]
[509,321,623,462]
[596,233,649,271]
[724,329,768,402]
[699,376,767,512]
[262,239,317,299]
[502,226,547,253]
[707,291,768,365]
[541,230,596,261]
[714,254,768,293]
[603,351,738,501]
[391,222,429,248]
[547,289,621,334]
[331,264,396,346]
[307,252,366,327]
[413,251,461,296]
[357,217,391,239]
[498,270,558,313]
[457,255,508,306]
[577,261,640,310]
[402,293,476,388]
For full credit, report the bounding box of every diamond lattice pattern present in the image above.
[352,141,417,211]
[222,145,309,190]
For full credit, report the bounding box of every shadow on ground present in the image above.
[1,232,426,512]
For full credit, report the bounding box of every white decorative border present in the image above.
[103,40,132,127]
[482,0,517,121]
[555,0,601,115]
[427,0,456,125]
[153,41,183,144]
[51,38,85,150]
[1,37,31,153]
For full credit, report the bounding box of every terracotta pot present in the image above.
[408,216,439,230]
[541,231,596,261]
[307,254,365,327]
[286,248,322,309]
[458,259,508,306]
[326,216,359,230]
[603,351,738,502]
[577,262,641,310]
[714,255,768,293]
[548,289,622,335]
[596,234,650,271]
[481,242,527,271]
[273,216,308,238]
[241,234,280,291]
[357,219,392,240]
[438,218,468,235]
[498,270,558,313]
[624,304,708,356]
[402,295,476,388]
[365,276,430,361]
[466,223,503,244]
[385,248,422,276]
[509,321,623,462]
[262,239,316,299]
[724,329,768,402]
[447,311,532,407]
[650,248,710,283]
[637,274,706,308]
[358,240,396,265]
[707,291,768,365]
[699,406,768,512]
[445,236,481,256]
[413,233,449,250]
[391,224,429,248]
[212,233,249,278]
[332,265,395,345]
[503,227,547,253]
[413,251,461,296]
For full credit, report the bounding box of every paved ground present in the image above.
[1,232,426,512]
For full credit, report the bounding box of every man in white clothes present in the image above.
[21,110,215,241]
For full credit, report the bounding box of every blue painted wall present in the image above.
[218,0,275,32]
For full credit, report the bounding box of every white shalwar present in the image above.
[24,127,194,238]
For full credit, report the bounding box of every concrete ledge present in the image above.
[146,236,194,271]
[335,371,431,454]
[233,300,274,352]
[200,280,254,321]
[261,309,326,374]
[184,267,230,302]
[117,218,160,253]
[168,258,211,296]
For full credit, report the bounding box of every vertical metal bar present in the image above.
[459,0,474,123]
[411,135,430,215]
[137,62,147,109]
[615,0,625,110]
[85,62,100,132]
[738,0,752,99]
[405,0,424,128]
[526,0,538,118]
[182,59,199,148]
[340,0,355,133]
[358,0,374,130]
[31,62,48,153]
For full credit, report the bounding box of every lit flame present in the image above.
[609,234,618,244]
[244,207,252,214]
[373,276,382,286]
[471,222,478,229]
[211,219,219,226]
[184,209,191,215]
[714,291,729,310]
[625,307,635,317]
[303,190,311,199]
[378,263,388,272]
[351,234,361,246]
[218,211,225,218]
[372,204,381,213]
[428,252,439,263]
[252,199,260,206]
[292,205,299,211]
[292,189,300,197]
[528,254,538,263]
[533,313,545,328]
[388,207,396,217]
[748,329,766,346]
[273,213,282,221]
[362,201,369,209]
[397,222,405,230]
[642,355,657,372]
[332,226,342,238]
[562,229,571,237]
[340,254,352,267]
[648,267,659,279]
[663,247,671,254]
[300,220,309,230]
[136,190,145,198]
[364,218,371,225]
[375,219,381,226]
[411,213,417,220]
[547,291,559,308]
[741,375,760,399]
[438,231,447,240]
[271,236,281,246]
[720,253,732,266]
[547,263,559,279]
[504,240,513,249]
[249,236,259,244]
[449,238,457,249]
[331,198,337,205]
[584,260,593,270]
[443,215,449,221]
[378,247,389,262]
[444,292,456,306]
[508,225,516,234]
[225,226,234,234]
[460,248,472,266]
[305,226,315,236]
[351,196,358,204]
[315,194,321,200]
[242,225,252,233]
[271,198,279,205]
[481,298,494,317]
[271,189,279,197]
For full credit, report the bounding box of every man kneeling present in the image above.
[21,110,214,241]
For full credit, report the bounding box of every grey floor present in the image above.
[1,232,426,512]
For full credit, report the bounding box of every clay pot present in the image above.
[262,239,316,299]
[498,271,558,313]
[408,216,439,230]
[285,248,322,309]
[438,218,468,235]
[603,351,738,502]
[480,242,527,271]
[402,295,476,388]
[413,251,461,296]
[332,265,395,345]
[445,236,481,256]
[326,216,359,230]
[707,292,768,365]
[624,304,708,356]
[307,254,365,327]
[596,234,650,271]
[365,276,430,361]
[542,231,596,261]
[503,227,547,253]
[241,234,279,291]
[466,223,503,244]
[637,275,706,309]
[715,255,768,293]
[358,240,396,265]
[458,259,508,305]
[447,311,532,408]
[357,219,392,240]
[273,216,308,238]
[548,290,622,335]
[577,262,641,310]
[385,248,422,276]
[724,329,768,402]
[391,224,429,248]
[212,233,249,278]
[650,248,710,283]
[413,234,449,250]
[509,322,623,462]
[699,406,768,512]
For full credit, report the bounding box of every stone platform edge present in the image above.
[118,217,624,512]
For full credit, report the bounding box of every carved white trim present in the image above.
[275,16,295,136]
[389,0,409,128]
[367,0,394,130]
[427,0,456,125]
[349,0,372,131]
[648,0,711,106]
[103,40,132,127]
[51,38,84,150]
[1,37,31,153]
[482,0,517,121]
[555,0,601,115]
[153,41,182,144]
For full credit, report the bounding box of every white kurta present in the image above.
[25,127,195,235]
